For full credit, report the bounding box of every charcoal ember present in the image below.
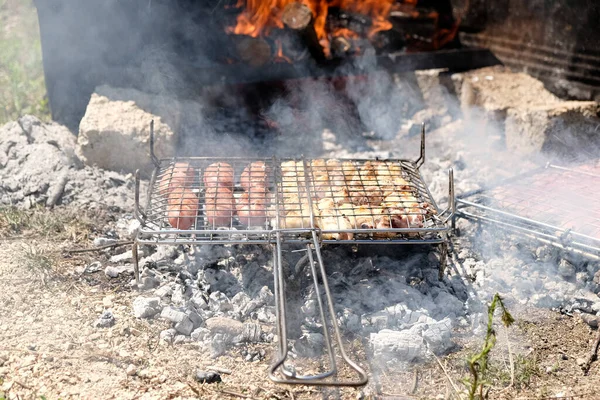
[153,284,173,299]
[198,268,241,297]
[241,262,273,295]
[558,259,576,278]
[361,311,391,332]
[209,291,233,313]
[174,316,194,336]
[255,306,276,324]
[370,330,426,362]
[240,322,263,343]
[159,328,177,344]
[209,333,231,357]
[170,284,186,306]
[185,309,203,329]
[293,332,325,357]
[173,335,191,345]
[132,296,161,319]
[191,327,210,342]
[195,370,221,384]
[94,310,116,328]
[198,245,232,263]
[160,307,186,323]
[418,318,453,354]
[190,290,209,308]
[338,309,361,333]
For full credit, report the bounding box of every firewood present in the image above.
[281,2,326,63]
[234,36,272,67]
[330,36,352,58]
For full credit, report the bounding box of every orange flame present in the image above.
[228,0,395,42]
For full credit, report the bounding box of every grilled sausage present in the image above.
[203,162,234,189]
[166,189,198,230]
[205,186,235,227]
[240,161,272,191]
[158,162,195,195]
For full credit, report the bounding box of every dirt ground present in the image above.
[0,207,599,400]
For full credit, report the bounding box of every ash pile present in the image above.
[128,241,467,364]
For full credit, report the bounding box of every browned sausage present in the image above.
[205,186,235,227]
[236,190,270,226]
[166,189,198,230]
[158,162,195,195]
[203,162,234,189]
[240,161,272,191]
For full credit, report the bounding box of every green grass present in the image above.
[0,0,49,125]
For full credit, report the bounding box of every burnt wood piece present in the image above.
[234,36,272,67]
[327,7,372,36]
[331,36,352,58]
[281,2,326,64]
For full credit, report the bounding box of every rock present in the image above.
[194,370,221,384]
[174,317,194,336]
[205,317,244,337]
[132,297,161,319]
[77,87,176,174]
[453,66,559,121]
[370,329,426,362]
[415,69,460,118]
[160,307,186,324]
[126,364,137,376]
[505,101,600,155]
[94,310,116,328]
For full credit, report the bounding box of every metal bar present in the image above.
[458,208,600,260]
[133,169,146,224]
[183,47,501,87]
[457,199,600,245]
[415,123,425,168]
[149,120,160,168]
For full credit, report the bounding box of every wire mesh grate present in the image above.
[137,156,448,244]
[457,161,600,258]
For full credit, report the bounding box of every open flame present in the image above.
[226,0,459,61]
[227,0,395,50]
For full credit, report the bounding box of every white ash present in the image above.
[0,116,147,211]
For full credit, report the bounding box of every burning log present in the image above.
[281,2,326,63]
[330,36,352,58]
[234,36,272,67]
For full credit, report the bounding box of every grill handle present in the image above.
[269,229,369,387]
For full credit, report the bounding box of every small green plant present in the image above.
[462,293,515,400]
